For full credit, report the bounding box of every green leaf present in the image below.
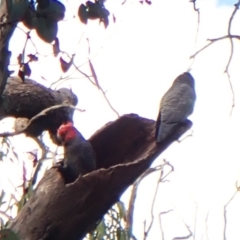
[118,228,132,240]
[86,1,100,20]
[37,0,65,21]
[0,229,20,240]
[8,0,29,22]
[0,218,4,229]
[35,18,58,43]
[95,220,106,238]
[78,4,88,24]
[0,191,5,206]
[22,9,38,29]
[117,201,127,220]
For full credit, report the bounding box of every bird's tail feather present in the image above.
[156,122,176,143]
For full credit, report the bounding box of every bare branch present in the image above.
[87,39,120,117]
[172,233,192,240]
[143,161,174,239]
[126,183,138,234]
[177,130,193,143]
[189,3,240,114]
[10,115,193,240]
[190,41,214,59]
[188,0,200,70]
[126,166,162,233]
[143,171,161,240]
[223,181,240,240]
[0,103,85,137]
[172,215,193,240]
[223,1,240,114]
[71,64,96,86]
[205,211,209,240]
[190,35,240,59]
[87,39,100,89]
[190,0,199,12]
[126,161,173,239]
[0,210,13,221]
[161,160,174,182]
[159,209,173,240]
[30,138,50,187]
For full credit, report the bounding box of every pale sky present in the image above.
[1,0,240,239]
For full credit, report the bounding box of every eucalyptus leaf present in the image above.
[37,0,65,21]
[0,229,20,240]
[36,18,58,43]
[8,0,29,22]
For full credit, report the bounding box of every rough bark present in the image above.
[0,1,16,98]
[0,0,29,96]
[10,114,192,240]
[0,77,78,144]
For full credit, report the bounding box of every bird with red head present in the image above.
[56,122,96,183]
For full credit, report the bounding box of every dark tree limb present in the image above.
[0,77,78,144]
[0,0,29,96]
[9,114,192,240]
[0,1,15,98]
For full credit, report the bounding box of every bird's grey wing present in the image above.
[160,83,195,123]
[156,83,195,142]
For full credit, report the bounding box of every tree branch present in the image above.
[10,114,192,240]
[223,181,240,240]
[0,103,84,137]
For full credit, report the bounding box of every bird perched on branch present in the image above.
[0,76,78,144]
[56,122,96,183]
[155,72,196,143]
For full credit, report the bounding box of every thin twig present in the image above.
[190,0,199,12]
[172,233,192,240]
[126,166,161,234]
[0,210,13,221]
[205,210,209,240]
[161,160,174,181]
[100,90,120,118]
[143,170,162,240]
[189,11,240,115]
[188,0,200,71]
[87,38,100,89]
[86,39,120,117]
[30,137,49,187]
[126,183,138,234]
[126,164,171,239]
[172,209,193,240]
[190,35,240,59]
[143,161,174,239]
[223,1,240,114]
[159,209,173,240]
[72,63,96,86]
[223,181,240,240]
[177,130,193,143]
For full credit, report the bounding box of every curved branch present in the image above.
[10,114,192,240]
[223,1,240,114]
[0,104,85,137]
[190,35,240,59]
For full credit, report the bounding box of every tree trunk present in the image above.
[0,1,15,97]
[1,77,78,144]
[10,114,192,240]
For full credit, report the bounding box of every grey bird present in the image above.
[1,77,78,144]
[155,72,196,143]
[56,122,96,183]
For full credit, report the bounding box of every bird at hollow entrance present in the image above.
[56,122,96,183]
